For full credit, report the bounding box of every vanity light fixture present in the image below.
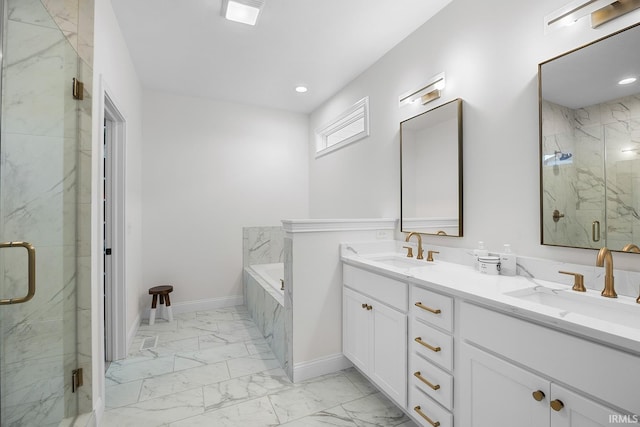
[618,77,637,85]
[295,85,308,93]
[221,0,265,26]
[544,0,612,32]
[545,0,640,32]
[398,72,446,107]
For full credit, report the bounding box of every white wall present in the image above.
[309,0,640,271]
[141,91,309,306]
[92,0,144,413]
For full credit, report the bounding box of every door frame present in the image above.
[101,88,127,362]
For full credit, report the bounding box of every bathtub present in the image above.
[248,263,284,300]
[244,262,285,368]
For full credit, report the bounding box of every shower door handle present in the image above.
[0,241,36,305]
[592,221,601,242]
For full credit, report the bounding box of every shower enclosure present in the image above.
[0,0,93,425]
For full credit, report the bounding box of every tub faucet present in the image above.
[596,247,617,298]
[405,232,424,260]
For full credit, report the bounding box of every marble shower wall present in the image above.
[542,95,640,250]
[0,0,94,425]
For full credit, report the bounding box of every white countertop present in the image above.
[341,245,640,356]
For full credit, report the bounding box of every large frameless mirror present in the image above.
[540,23,640,252]
[401,98,463,236]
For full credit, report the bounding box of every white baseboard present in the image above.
[293,353,352,383]
[141,295,244,319]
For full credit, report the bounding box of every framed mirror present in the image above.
[539,23,640,251]
[401,98,463,236]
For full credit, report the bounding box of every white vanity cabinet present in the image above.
[342,264,408,407]
[409,285,455,427]
[458,302,637,427]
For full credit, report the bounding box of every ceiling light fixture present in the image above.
[398,72,446,107]
[295,86,308,93]
[618,77,637,85]
[221,0,265,26]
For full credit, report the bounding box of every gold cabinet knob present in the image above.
[361,303,367,309]
[532,390,545,401]
[366,304,373,311]
[550,399,564,411]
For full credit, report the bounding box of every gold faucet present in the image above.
[426,250,439,262]
[405,232,424,260]
[596,247,617,298]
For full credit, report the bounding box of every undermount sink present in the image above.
[364,254,431,269]
[504,287,639,327]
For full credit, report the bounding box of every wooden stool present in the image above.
[148,285,173,325]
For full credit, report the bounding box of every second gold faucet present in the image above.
[596,247,617,298]
[405,232,424,260]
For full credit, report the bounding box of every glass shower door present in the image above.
[0,0,81,425]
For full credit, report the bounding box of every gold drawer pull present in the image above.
[414,406,440,427]
[415,337,441,352]
[414,371,440,390]
[415,302,441,314]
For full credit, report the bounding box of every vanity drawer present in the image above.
[409,386,453,427]
[411,319,453,371]
[411,285,453,332]
[343,264,408,312]
[410,353,453,410]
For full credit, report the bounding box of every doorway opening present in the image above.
[103,94,127,363]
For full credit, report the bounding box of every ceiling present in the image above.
[110,0,452,113]
[541,23,640,109]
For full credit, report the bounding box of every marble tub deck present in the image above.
[104,306,416,426]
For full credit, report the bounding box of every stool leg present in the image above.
[149,294,158,326]
[165,293,173,322]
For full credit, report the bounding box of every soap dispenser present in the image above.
[500,244,517,276]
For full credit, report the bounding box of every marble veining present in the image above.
[1,0,95,421]
[542,96,640,250]
[243,226,288,373]
[103,307,415,426]
[243,226,285,267]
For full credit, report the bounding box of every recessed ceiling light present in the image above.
[295,86,308,93]
[222,0,264,26]
[618,77,637,85]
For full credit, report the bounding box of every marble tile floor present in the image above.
[104,306,417,427]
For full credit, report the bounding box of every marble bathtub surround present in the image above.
[243,226,285,267]
[243,226,287,372]
[245,268,286,368]
[104,306,416,426]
